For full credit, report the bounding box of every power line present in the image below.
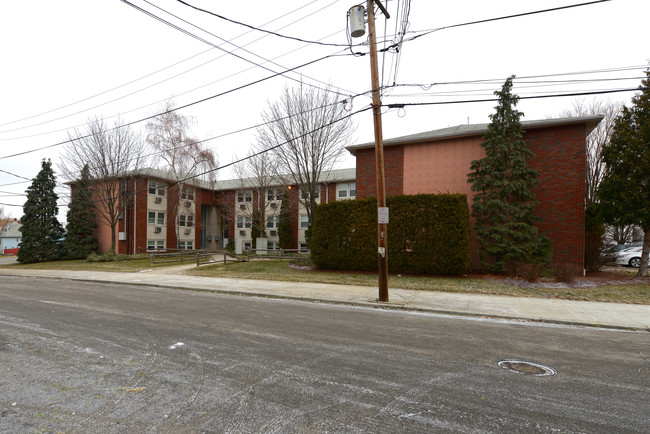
[0,1,339,133]
[0,51,354,160]
[403,0,612,43]
[138,0,354,97]
[385,87,647,109]
[175,0,355,48]
[55,105,374,210]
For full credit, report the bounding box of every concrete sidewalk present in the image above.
[1,266,648,330]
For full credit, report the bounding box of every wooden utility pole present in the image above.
[367,0,389,302]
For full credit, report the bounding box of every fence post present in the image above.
[150,254,154,268]
[196,252,200,267]
[223,251,226,264]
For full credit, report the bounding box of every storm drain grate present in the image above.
[497,360,556,377]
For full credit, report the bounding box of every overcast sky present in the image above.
[1,0,648,220]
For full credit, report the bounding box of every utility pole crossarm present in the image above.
[373,0,391,19]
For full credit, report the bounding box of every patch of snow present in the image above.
[168,342,185,350]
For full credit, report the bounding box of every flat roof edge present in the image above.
[347,115,604,153]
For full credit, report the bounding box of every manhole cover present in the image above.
[497,360,556,377]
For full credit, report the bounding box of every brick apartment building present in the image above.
[84,115,599,272]
[347,115,602,270]
[89,168,356,255]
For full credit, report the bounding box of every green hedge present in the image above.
[311,194,470,275]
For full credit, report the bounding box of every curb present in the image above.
[7,273,647,332]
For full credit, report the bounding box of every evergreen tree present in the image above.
[18,159,65,263]
[278,190,293,249]
[467,76,551,272]
[251,209,264,242]
[598,67,650,277]
[64,164,98,259]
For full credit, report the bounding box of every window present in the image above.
[147,240,165,251]
[148,211,165,225]
[181,187,195,201]
[243,242,252,251]
[237,216,251,229]
[266,216,279,228]
[179,241,194,250]
[267,242,279,250]
[179,215,194,227]
[237,190,253,203]
[148,181,165,196]
[267,188,282,201]
[300,215,309,229]
[300,188,319,200]
[300,243,308,252]
[337,182,356,200]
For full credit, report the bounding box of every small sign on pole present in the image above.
[378,207,389,224]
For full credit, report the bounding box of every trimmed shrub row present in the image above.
[310,194,471,275]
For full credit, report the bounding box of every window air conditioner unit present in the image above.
[154,227,162,233]
[270,202,278,208]
[184,201,191,207]
[184,229,191,235]
[154,197,162,203]
[240,204,246,210]
[239,230,246,236]
[270,230,277,236]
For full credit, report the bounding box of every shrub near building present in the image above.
[311,194,470,275]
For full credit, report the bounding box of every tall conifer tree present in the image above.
[598,67,650,277]
[467,76,551,271]
[18,159,65,263]
[64,164,98,259]
[278,190,293,249]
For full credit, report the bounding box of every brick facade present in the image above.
[355,145,404,198]
[349,117,600,271]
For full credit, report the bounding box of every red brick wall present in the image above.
[355,145,404,198]
[353,124,587,271]
[526,124,586,271]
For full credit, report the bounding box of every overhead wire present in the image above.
[402,0,612,43]
[49,104,375,210]
[138,0,354,97]
[384,87,648,110]
[175,0,358,48]
[0,0,344,135]
[0,51,355,160]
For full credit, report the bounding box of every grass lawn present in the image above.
[3,256,648,305]
[0,255,196,272]
[188,260,650,305]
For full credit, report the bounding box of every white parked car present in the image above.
[614,246,643,268]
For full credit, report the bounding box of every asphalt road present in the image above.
[0,276,648,433]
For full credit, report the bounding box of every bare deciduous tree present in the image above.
[257,84,355,227]
[559,99,621,206]
[59,117,150,252]
[0,207,12,233]
[146,101,218,246]
[232,143,282,241]
[606,224,643,245]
